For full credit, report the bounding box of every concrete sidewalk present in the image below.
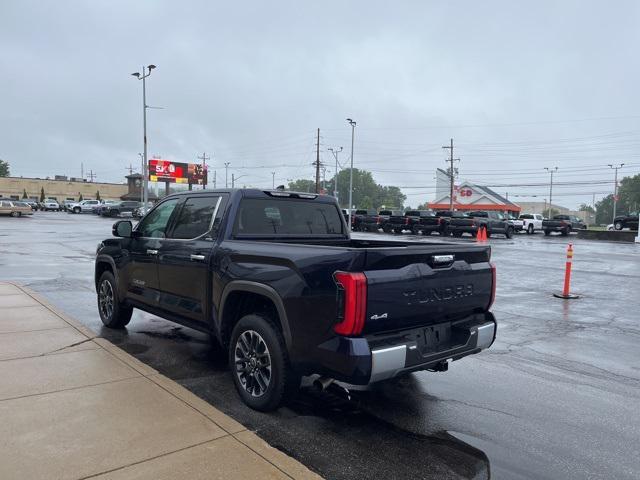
[0,282,321,480]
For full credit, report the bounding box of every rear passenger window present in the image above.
[170,196,220,239]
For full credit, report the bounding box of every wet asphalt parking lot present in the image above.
[1,212,639,480]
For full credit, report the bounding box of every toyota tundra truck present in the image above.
[95,189,497,411]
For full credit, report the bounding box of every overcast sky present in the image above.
[2,0,639,208]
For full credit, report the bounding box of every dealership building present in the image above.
[428,168,522,216]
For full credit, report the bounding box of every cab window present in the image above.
[136,198,180,238]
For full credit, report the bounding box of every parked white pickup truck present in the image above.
[518,213,544,234]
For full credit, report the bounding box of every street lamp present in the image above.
[271,171,276,189]
[608,163,624,222]
[544,166,558,218]
[346,119,356,226]
[232,173,248,188]
[131,64,156,213]
[328,146,343,202]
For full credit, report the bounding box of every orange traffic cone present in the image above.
[476,226,484,242]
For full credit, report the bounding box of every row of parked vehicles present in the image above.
[3,198,149,218]
[349,209,587,238]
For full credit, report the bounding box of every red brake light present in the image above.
[333,272,367,336]
[376,215,382,224]
[487,262,496,310]
[404,217,410,224]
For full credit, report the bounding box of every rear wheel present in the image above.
[527,224,534,234]
[561,227,571,236]
[412,226,421,235]
[614,221,623,230]
[544,230,551,236]
[73,207,81,214]
[452,231,462,237]
[505,227,513,239]
[229,314,300,412]
[97,271,133,328]
[10,211,20,217]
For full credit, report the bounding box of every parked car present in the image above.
[448,210,515,238]
[613,212,639,231]
[94,200,120,216]
[42,200,61,211]
[59,200,76,212]
[350,209,378,231]
[542,215,586,236]
[69,199,100,214]
[101,201,142,217]
[509,215,524,232]
[24,200,40,211]
[404,210,446,235]
[132,202,154,219]
[0,199,34,217]
[95,189,497,411]
[518,213,544,234]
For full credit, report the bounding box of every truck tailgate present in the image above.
[361,245,492,334]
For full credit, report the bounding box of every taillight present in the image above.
[487,262,496,310]
[404,217,410,225]
[376,215,382,224]
[437,218,442,225]
[333,272,367,336]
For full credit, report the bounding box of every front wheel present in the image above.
[614,221,623,230]
[97,271,132,328]
[229,314,300,412]
[73,207,81,214]
[505,227,513,239]
[10,211,20,217]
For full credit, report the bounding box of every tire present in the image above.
[97,271,133,328]
[561,227,571,236]
[614,221,623,230]
[229,314,300,412]
[544,230,551,236]
[527,224,534,234]
[10,211,19,217]
[73,207,81,214]
[505,227,513,239]
[452,231,462,237]
[412,226,421,235]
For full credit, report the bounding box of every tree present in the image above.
[287,179,316,193]
[22,189,27,199]
[79,193,84,201]
[578,204,595,213]
[0,159,9,177]
[39,187,45,202]
[595,174,640,224]
[96,190,101,201]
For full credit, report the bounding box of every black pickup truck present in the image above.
[613,212,639,231]
[542,214,586,236]
[385,210,444,235]
[95,189,497,411]
[448,211,515,238]
[350,209,378,231]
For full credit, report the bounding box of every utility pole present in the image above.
[328,146,343,202]
[608,163,624,222]
[213,170,217,189]
[271,171,276,189]
[86,170,96,183]
[544,167,558,218]
[197,152,210,190]
[346,119,356,226]
[224,162,230,188]
[442,138,460,211]
[314,128,321,193]
[231,173,235,188]
[81,162,84,181]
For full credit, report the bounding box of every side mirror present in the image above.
[112,220,133,238]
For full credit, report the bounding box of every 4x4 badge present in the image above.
[370,313,388,320]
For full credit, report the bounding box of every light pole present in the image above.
[131,65,156,214]
[138,153,144,204]
[544,166,558,218]
[224,162,230,188]
[346,119,356,226]
[232,174,247,188]
[608,163,624,222]
[271,171,276,189]
[328,146,343,202]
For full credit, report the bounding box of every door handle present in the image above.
[190,254,206,262]
[146,249,158,255]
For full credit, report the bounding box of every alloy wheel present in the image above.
[234,330,272,397]
[98,280,114,320]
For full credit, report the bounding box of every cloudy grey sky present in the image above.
[2,0,639,208]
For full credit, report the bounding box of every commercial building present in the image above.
[428,168,521,216]
[0,176,128,202]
